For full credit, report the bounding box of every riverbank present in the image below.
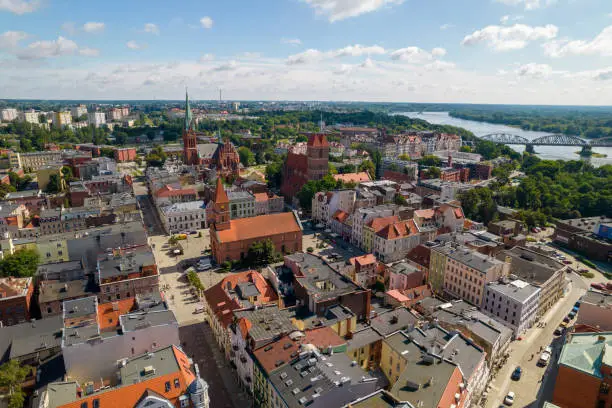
[401,112,612,167]
[576,151,607,158]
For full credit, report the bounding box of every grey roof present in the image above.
[34,381,78,408]
[97,249,156,280]
[386,332,458,408]
[407,325,486,381]
[119,310,177,332]
[0,203,22,217]
[370,307,419,337]
[36,261,83,278]
[0,315,63,363]
[346,327,383,351]
[227,190,254,201]
[159,200,206,214]
[62,324,101,346]
[287,253,361,302]
[485,280,541,304]
[135,291,167,311]
[119,345,183,384]
[388,262,420,277]
[433,244,504,273]
[63,296,97,319]
[427,300,513,351]
[269,351,386,408]
[197,143,219,159]
[38,280,93,304]
[5,189,41,199]
[557,216,612,232]
[233,306,296,346]
[581,289,612,307]
[497,246,565,285]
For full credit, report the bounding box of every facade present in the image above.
[0,276,33,326]
[482,279,541,335]
[115,147,137,162]
[387,261,424,291]
[312,189,356,226]
[346,254,379,288]
[70,105,87,119]
[496,246,567,318]
[575,290,612,331]
[373,219,421,263]
[39,208,63,235]
[154,185,198,206]
[37,164,63,191]
[430,243,510,306]
[96,249,159,303]
[227,190,255,219]
[280,133,330,201]
[553,216,612,262]
[253,192,284,215]
[38,279,92,317]
[18,110,40,124]
[52,111,72,128]
[159,200,207,234]
[552,332,612,408]
[9,150,63,171]
[210,177,302,263]
[1,108,18,122]
[87,111,106,127]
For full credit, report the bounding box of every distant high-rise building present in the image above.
[88,111,106,128]
[1,108,18,122]
[70,105,87,119]
[18,110,40,124]
[52,111,72,128]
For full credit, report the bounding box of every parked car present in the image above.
[504,391,515,406]
[563,316,570,323]
[511,367,522,381]
[538,352,551,366]
[554,326,564,336]
[591,283,606,290]
[190,230,198,235]
[562,260,572,265]
[568,311,576,319]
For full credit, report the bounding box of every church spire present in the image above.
[185,89,194,132]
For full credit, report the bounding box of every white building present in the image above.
[88,111,106,128]
[373,219,422,263]
[351,204,402,247]
[482,279,541,335]
[52,111,72,128]
[312,189,356,226]
[18,111,39,124]
[227,190,255,219]
[1,108,18,122]
[159,200,207,234]
[70,105,87,119]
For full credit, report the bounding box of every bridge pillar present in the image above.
[525,144,535,154]
[579,145,592,157]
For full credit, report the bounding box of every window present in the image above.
[81,403,88,408]
[174,378,180,388]
[93,399,99,408]
[165,381,171,392]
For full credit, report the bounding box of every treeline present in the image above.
[459,155,612,227]
[449,108,612,139]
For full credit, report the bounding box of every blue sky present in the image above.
[1,0,612,104]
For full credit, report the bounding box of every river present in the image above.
[401,112,612,167]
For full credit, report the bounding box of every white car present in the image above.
[504,391,515,406]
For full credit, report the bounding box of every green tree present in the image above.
[418,155,442,166]
[426,166,441,179]
[0,249,39,277]
[398,154,410,161]
[245,239,281,267]
[459,145,472,153]
[394,194,408,206]
[295,135,308,143]
[46,173,63,193]
[238,147,255,167]
[265,158,284,189]
[146,130,156,141]
[359,160,375,179]
[0,360,31,408]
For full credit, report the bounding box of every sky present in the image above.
[1,0,612,105]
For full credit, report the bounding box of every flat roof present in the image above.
[233,306,296,344]
[97,249,156,280]
[120,310,177,332]
[0,315,63,362]
[433,244,504,273]
[485,279,541,304]
[370,307,419,337]
[63,296,97,319]
[38,280,94,304]
[497,246,565,285]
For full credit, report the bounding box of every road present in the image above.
[483,272,588,408]
[136,177,253,408]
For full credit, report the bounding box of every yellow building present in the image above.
[37,165,64,191]
[0,237,69,263]
[345,327,383,370]
[380,332,412,385]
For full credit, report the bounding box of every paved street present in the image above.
[483,272,588,408]
[136,178,253,408]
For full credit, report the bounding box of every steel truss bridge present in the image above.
[479,133,612,147]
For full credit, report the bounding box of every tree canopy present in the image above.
[0,358,31,408]
[0,249,39,277]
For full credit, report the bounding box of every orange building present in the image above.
[114,147,137,162]
[209,177,302,263]
[0,276,33,326]
[552,332,612,408]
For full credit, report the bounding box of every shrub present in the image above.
[307,247,314,253]
[582,272,595,279]
[222,261,232,271]
[578,257,598,270]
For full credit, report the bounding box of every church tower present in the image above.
[306,133,329,181]
[182,91,199,165]
[211,177,230,231]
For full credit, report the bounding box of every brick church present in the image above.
[182,92,240,180]
[280,133,329,201]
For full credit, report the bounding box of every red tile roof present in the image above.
[214,177,229,204]
[366,215,400,232]
[155,185,197,198]
[332,209,349,223]
[350,254,377,267]
[303,326,345,348]
[253,193,269,202]
[332,172,371,184]
[406,245,432,269]
[97,298,136,331]
[454,207,464,219]
[376,219,419,240]
[58,346,195,408]
[215,212,302,243]
[307,134,329,147]
[414,209,435,219]
[203,270,278,328]
[386,289,410,303]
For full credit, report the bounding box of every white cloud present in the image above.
[287,49,323,64]
[199,53,215,62]
[303,0,405,22]
[495,0,556,11]
[461,23,558,51]
[360,57,375,68]
[238,52,262,59]
[287,44,386,64]
[0,0,40,14]
[440,24,454,30]
[143,23,159,35]
[16,36,78,60]
[0,31,28,49]
[126,40,144,50]
[200,16,213,29]
[281,38,302,46]
[500,15,524,24]
[79,47,99,57]
[515,62,553,78]
[543,26,612,57]
[61,22,76,35]
[426,60,456,71]
[390,47,446,63]
[211,60,237,71]
[83,22,105,33]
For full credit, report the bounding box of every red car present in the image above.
[591,283,606,290]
